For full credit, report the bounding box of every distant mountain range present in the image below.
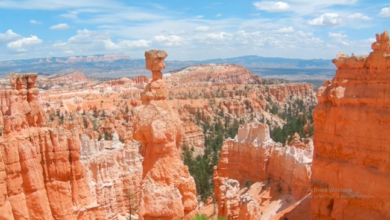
[0,54,335,79]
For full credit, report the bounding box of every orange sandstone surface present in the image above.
[311,31,390,220]
[0,73,143,220]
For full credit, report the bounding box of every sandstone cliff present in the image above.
[311,31,390,220]
[0,73,143,220]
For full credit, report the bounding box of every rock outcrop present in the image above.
[311,31,390,220]
[268,84,313,103]
[177,107,205,154]
[213,122,313,219]
[132,50,197,220]
[0,73,143,220]
[80,137,143,220]
[219,100,246,118]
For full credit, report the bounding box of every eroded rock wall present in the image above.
[213,122,313,219]
[0,73,143,220]
[311,31,390,220]
[269,84,313,103]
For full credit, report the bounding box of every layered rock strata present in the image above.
[0,73,143,220]
[311,31,390,220]
[132,50,197,220]
[213,122,313,219]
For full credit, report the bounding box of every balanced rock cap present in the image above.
[145,50,168,72]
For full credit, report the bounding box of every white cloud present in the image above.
[64,50,74,54]
[196,26,210,32]
[102,39,120,50]
[276,27,294,33]
[355,38,375,47]
[52,29,119,52]
[0,29,21,44]
[206,32,232,41]
[0,0,122,10]
[118,39,149,49]
[152,35,183,46]
[0,0,379,61]
[296,31,313,37]
[53,29,180,53]
[50,23,70,30]
[329,32,347,39]
[254,1,290,12]
[379,7,390,17]
[61,11,78,19]
[0,24,377,61]
[272,0,358,16]
[7,35,42,53]
[231,29,326,49]
[30,20,42,25]
[327,32,376,48]
[67,29,105,44]
[195,15,203,19]
[328,32,349,45]
[60,9,100,19]
[308,13,341,26]
[347,13,371,20]
[216,13,222,17]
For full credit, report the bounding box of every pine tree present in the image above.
[125,191,139,220]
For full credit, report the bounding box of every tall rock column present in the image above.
[133,50,197,220]
[311,31,390,220]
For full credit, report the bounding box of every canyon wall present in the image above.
[311,31,390,219]
[213,122,313,219]
[0,73,143,220]
[268,84,313,103]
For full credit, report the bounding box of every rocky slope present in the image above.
[212,122,313,219]
[165,64,262,85]
[311,31,390,220]
[36,71,93,89]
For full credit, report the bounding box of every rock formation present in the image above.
[164,64,262,86]
[177,107,205,154]
[268,84,313,103]
[80,137,143,220]
[0,73,143,220]
[311,31,390,219]
[132,50,197,220]
[219,100,246,118]
[109,132,125,149]
[213,122,313,219]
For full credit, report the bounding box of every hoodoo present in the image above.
[133,50,198,220]
[311,31,390,219]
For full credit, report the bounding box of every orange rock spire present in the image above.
[311,30,390,219]
[133,50,198,220]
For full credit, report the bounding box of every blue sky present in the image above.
[0,0,388,61]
